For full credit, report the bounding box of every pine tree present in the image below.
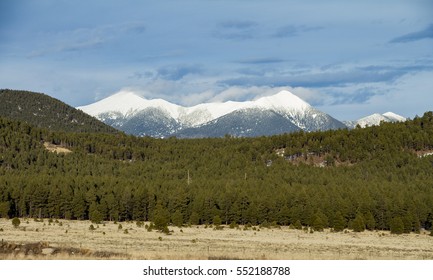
[153,203,170,231]
[364,211,376,231]
[390,217,404,234]
[352,213,365,232]
[213,215,222,227]
[189,211,200,225]
[89,202,103,224]
[293,220,303,230]
[333,211,346,232]
[312,211,327,232]
[0,202,9,218]
[171,210,183,227]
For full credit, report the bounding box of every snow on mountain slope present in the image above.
[77,89,346,137]
[79,90,314,127]
[180,90,312,127]
[78,90,183,119]
[383,112,406,122]
[347,112,407,128]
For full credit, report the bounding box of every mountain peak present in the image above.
[78,90,149,116]
[254,90,310,111]
[346,112,407,128]
[383,112,406,122]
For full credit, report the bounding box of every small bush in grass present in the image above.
[89,224,96,231]
[0,228,3,232]
[213,215,222,227]
[147,223,155,232]
[158,236,163,241]
[124,229,129,234]
[12,217,20,228]
[260,221,270,229]
[118,224,123,230]
[162,225,170,235]
[270,221,280,228]
[136,221,144,228]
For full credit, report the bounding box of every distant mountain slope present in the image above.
[174,108,302,138]
[0,89,118,133]
[78,90,346,137]
[344,112,407,128]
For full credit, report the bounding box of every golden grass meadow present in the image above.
[1,218,432,260]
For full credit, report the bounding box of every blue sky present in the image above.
[1,0,432,120]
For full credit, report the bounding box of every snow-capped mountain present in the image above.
[344,112,406,129]
[77,90,346,138]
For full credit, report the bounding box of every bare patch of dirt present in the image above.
[43,142,72,154]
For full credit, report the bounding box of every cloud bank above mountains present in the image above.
[1,0,432,120]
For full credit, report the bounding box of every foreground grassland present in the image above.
[1,219,432,260]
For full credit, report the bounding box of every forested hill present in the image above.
[0,89,118,133]
[1,112,433,234]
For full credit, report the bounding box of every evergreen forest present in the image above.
[1,111,433,234]
[0,89,117,133]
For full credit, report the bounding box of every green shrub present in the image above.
[294,220,303,230]
[390,217,404,234]
[147,223,155,232]
[212,215,222,227]
[260,221,270,229]
[12,217,20,228]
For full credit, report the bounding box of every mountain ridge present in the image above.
[344,112,407,129]
[78,90,346,137]
[0,89,118,133]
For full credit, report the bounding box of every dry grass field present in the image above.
[0,218,432,260]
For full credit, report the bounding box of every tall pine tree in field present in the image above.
[352,213,365,232]
[390,217,404,234]
[153,203,170,231]
[333,211,346,232]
